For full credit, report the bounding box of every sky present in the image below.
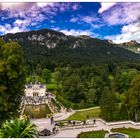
[0,2,140,43]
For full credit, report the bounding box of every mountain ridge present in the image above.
[1,28,140,70]
[119,40,140,46]
[2,28,140,53]
[118,40,140,53]
[2,28,111,49]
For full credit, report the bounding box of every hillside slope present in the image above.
[1,28,140,69]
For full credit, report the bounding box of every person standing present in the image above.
[50,116,54,125]
[93,119,96,124]
[52,126,56,134]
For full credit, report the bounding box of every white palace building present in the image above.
[24,83,46,97]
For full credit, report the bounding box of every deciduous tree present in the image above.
[0,39,25,126]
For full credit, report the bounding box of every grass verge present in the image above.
[66,107,101,121]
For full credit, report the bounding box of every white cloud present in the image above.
[102,3,140,25]
[98,3,116,13]
[0,24,27,34]
[105,22,140,43]
[36,3,54,7]
[91,23,105,29]
[14,19,30,27]
[51,27,60,31]
[82,16,95,24]
[59,29,95,37]
[0,3,34,10]
[70,17,79,23]
[70,15,98,26]
[0,24,11,34]
[7,27,26,34]
[0,2,81,35]
[122,22,140,34]
[72,3,80,10]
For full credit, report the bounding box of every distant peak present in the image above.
[107,39,113,44]
[129,40,138,44]
[120,40,139,46]
[78,35,91,39]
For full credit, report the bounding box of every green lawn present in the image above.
[66,107,101,121]
[46,83,62,91]
[111,128,140,138]
[46,75,62,91]
[77,130,108,138]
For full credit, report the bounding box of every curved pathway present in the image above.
[31,111,75,132]
[75,106,100,112]
[52,119,140,138]
[31,107,140,138]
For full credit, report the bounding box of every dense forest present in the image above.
[26,62,140,122]
[1,28,140,122]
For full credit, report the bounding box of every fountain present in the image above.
[24,104,51,118]
[105,132,129,138]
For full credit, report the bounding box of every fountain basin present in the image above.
[105,132,129,138]
[24,104,51,118]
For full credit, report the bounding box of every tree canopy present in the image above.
[0,39,25,126]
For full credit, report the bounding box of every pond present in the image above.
[24,104,51,118]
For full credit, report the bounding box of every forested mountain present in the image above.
[1,28,140,71]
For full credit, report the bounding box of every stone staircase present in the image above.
[47,99,68,114]
[54,100,67,113]
[47,101,58,114]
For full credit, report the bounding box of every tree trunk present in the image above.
[56,82,59,91]
[126,105,131,120]
[135,110,138,122]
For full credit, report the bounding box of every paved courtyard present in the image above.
[31,111,75,132]
[52,120,140,138]
[31,111,140,138]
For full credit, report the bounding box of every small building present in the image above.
[25,83,46,97]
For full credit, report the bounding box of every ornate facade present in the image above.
[25,83,46,97]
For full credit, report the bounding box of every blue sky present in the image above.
[0,2,140,43]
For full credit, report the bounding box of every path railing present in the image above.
[55,119,96,130]
[54,118,140,131]
[97,118,140,126]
